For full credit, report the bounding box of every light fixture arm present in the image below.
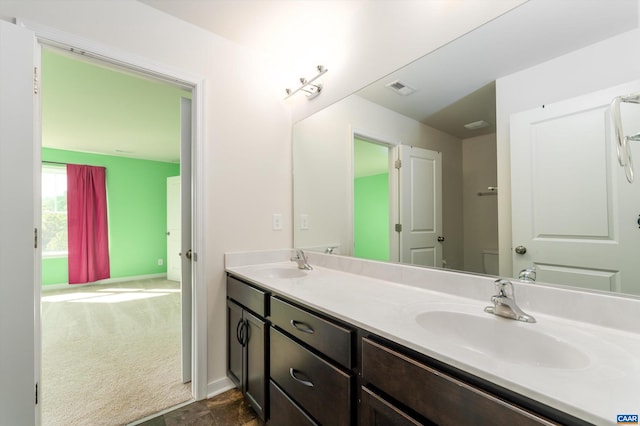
[285,65,328,100]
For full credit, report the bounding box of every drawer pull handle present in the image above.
[289,368,314,387]
[290,319,315,334]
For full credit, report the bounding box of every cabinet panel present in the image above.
[227,299,243,386]
[245,310,266,419]
[361,386,426,426]
[362,338,556,426]
[271,296,352,368]
[269,380,318,426]
[270,328,351,426]
[227,275,267,317]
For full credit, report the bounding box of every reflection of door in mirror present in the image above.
[511,80,640,295]
[352,135,443,268]
[399,146,442,268]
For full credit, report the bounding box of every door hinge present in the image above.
[394,159,402,169]
[395,223,402,232]
[35,382,38,405]
[34,67,39,95]
[34,228,38,249]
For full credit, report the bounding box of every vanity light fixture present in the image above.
[285,65,328,100]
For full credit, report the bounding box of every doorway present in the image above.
[39,45,195,424]
[352,134,443,267]
[353,136,392,262]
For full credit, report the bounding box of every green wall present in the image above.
[354,173,389,261]
[42,148,180,285]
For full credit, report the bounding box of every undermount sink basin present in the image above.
[253,267,308,279]
[415,310,590,370]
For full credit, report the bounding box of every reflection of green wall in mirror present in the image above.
[354,137,390,261]
[41,148,180,286]
[354,173,389,261]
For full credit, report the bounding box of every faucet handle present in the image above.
[519,266,537,282]
[494,279,514,298]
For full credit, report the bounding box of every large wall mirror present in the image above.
[293,0,640,296]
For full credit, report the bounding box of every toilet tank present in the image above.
[482,249,499,275]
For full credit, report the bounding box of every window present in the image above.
[42,165,67,256]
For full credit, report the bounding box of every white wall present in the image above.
[293,94,464,269]
[0,0,292,402]
[496,25,640,277]
[462,133,498,274]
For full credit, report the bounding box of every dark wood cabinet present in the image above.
[361,386,426,426]
[270,327,352,426]
[226,279,268,421]
[227,299,244,386]
[361,337,558,426]
[270,296,353,368]
[269,380,318,426]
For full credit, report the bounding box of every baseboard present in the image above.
[41,273,169,292]
[207,376,235,399]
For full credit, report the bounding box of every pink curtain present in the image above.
[67,164,110,284]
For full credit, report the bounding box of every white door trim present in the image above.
[16,19,209,400]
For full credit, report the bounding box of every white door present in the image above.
[0,21,39,425]
[510,80,640,294]
[399,145,443,267]
[166,176,181,282]
[180,98,193,383]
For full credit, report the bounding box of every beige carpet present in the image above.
[41,278,192,426]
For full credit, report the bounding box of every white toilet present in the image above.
[482,249,499,275]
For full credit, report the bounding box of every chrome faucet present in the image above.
[484,279,536,323]
[518,267,536,283]
[291,249,312,270]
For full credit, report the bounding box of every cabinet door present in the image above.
[227,299,244,386]
[245,310,267,420]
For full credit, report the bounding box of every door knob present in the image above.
[185,249,193,260]
[514,245,527,255]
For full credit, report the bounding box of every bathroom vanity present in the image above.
[225,250,640,425]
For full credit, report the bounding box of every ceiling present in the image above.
[356,0,639,140]
[138,0,365,54]
[42,0,639,161]
[42,48,190,163]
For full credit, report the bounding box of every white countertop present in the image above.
[225,250,640,425]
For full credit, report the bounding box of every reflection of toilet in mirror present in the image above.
[482,249,499,275]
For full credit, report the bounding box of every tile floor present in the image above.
[138,388,264,426]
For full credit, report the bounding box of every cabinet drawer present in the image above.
[361,386,425,426]
[227,275,267,317]
[270,328,352,426]
[362,338,556,426]
[269,380,318,426]
[270,296,352,368]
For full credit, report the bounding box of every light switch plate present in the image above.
[300,214,309,230]
[272,213,283,230]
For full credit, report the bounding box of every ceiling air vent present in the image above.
[385,80,416,96]
[463,120,490,130]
